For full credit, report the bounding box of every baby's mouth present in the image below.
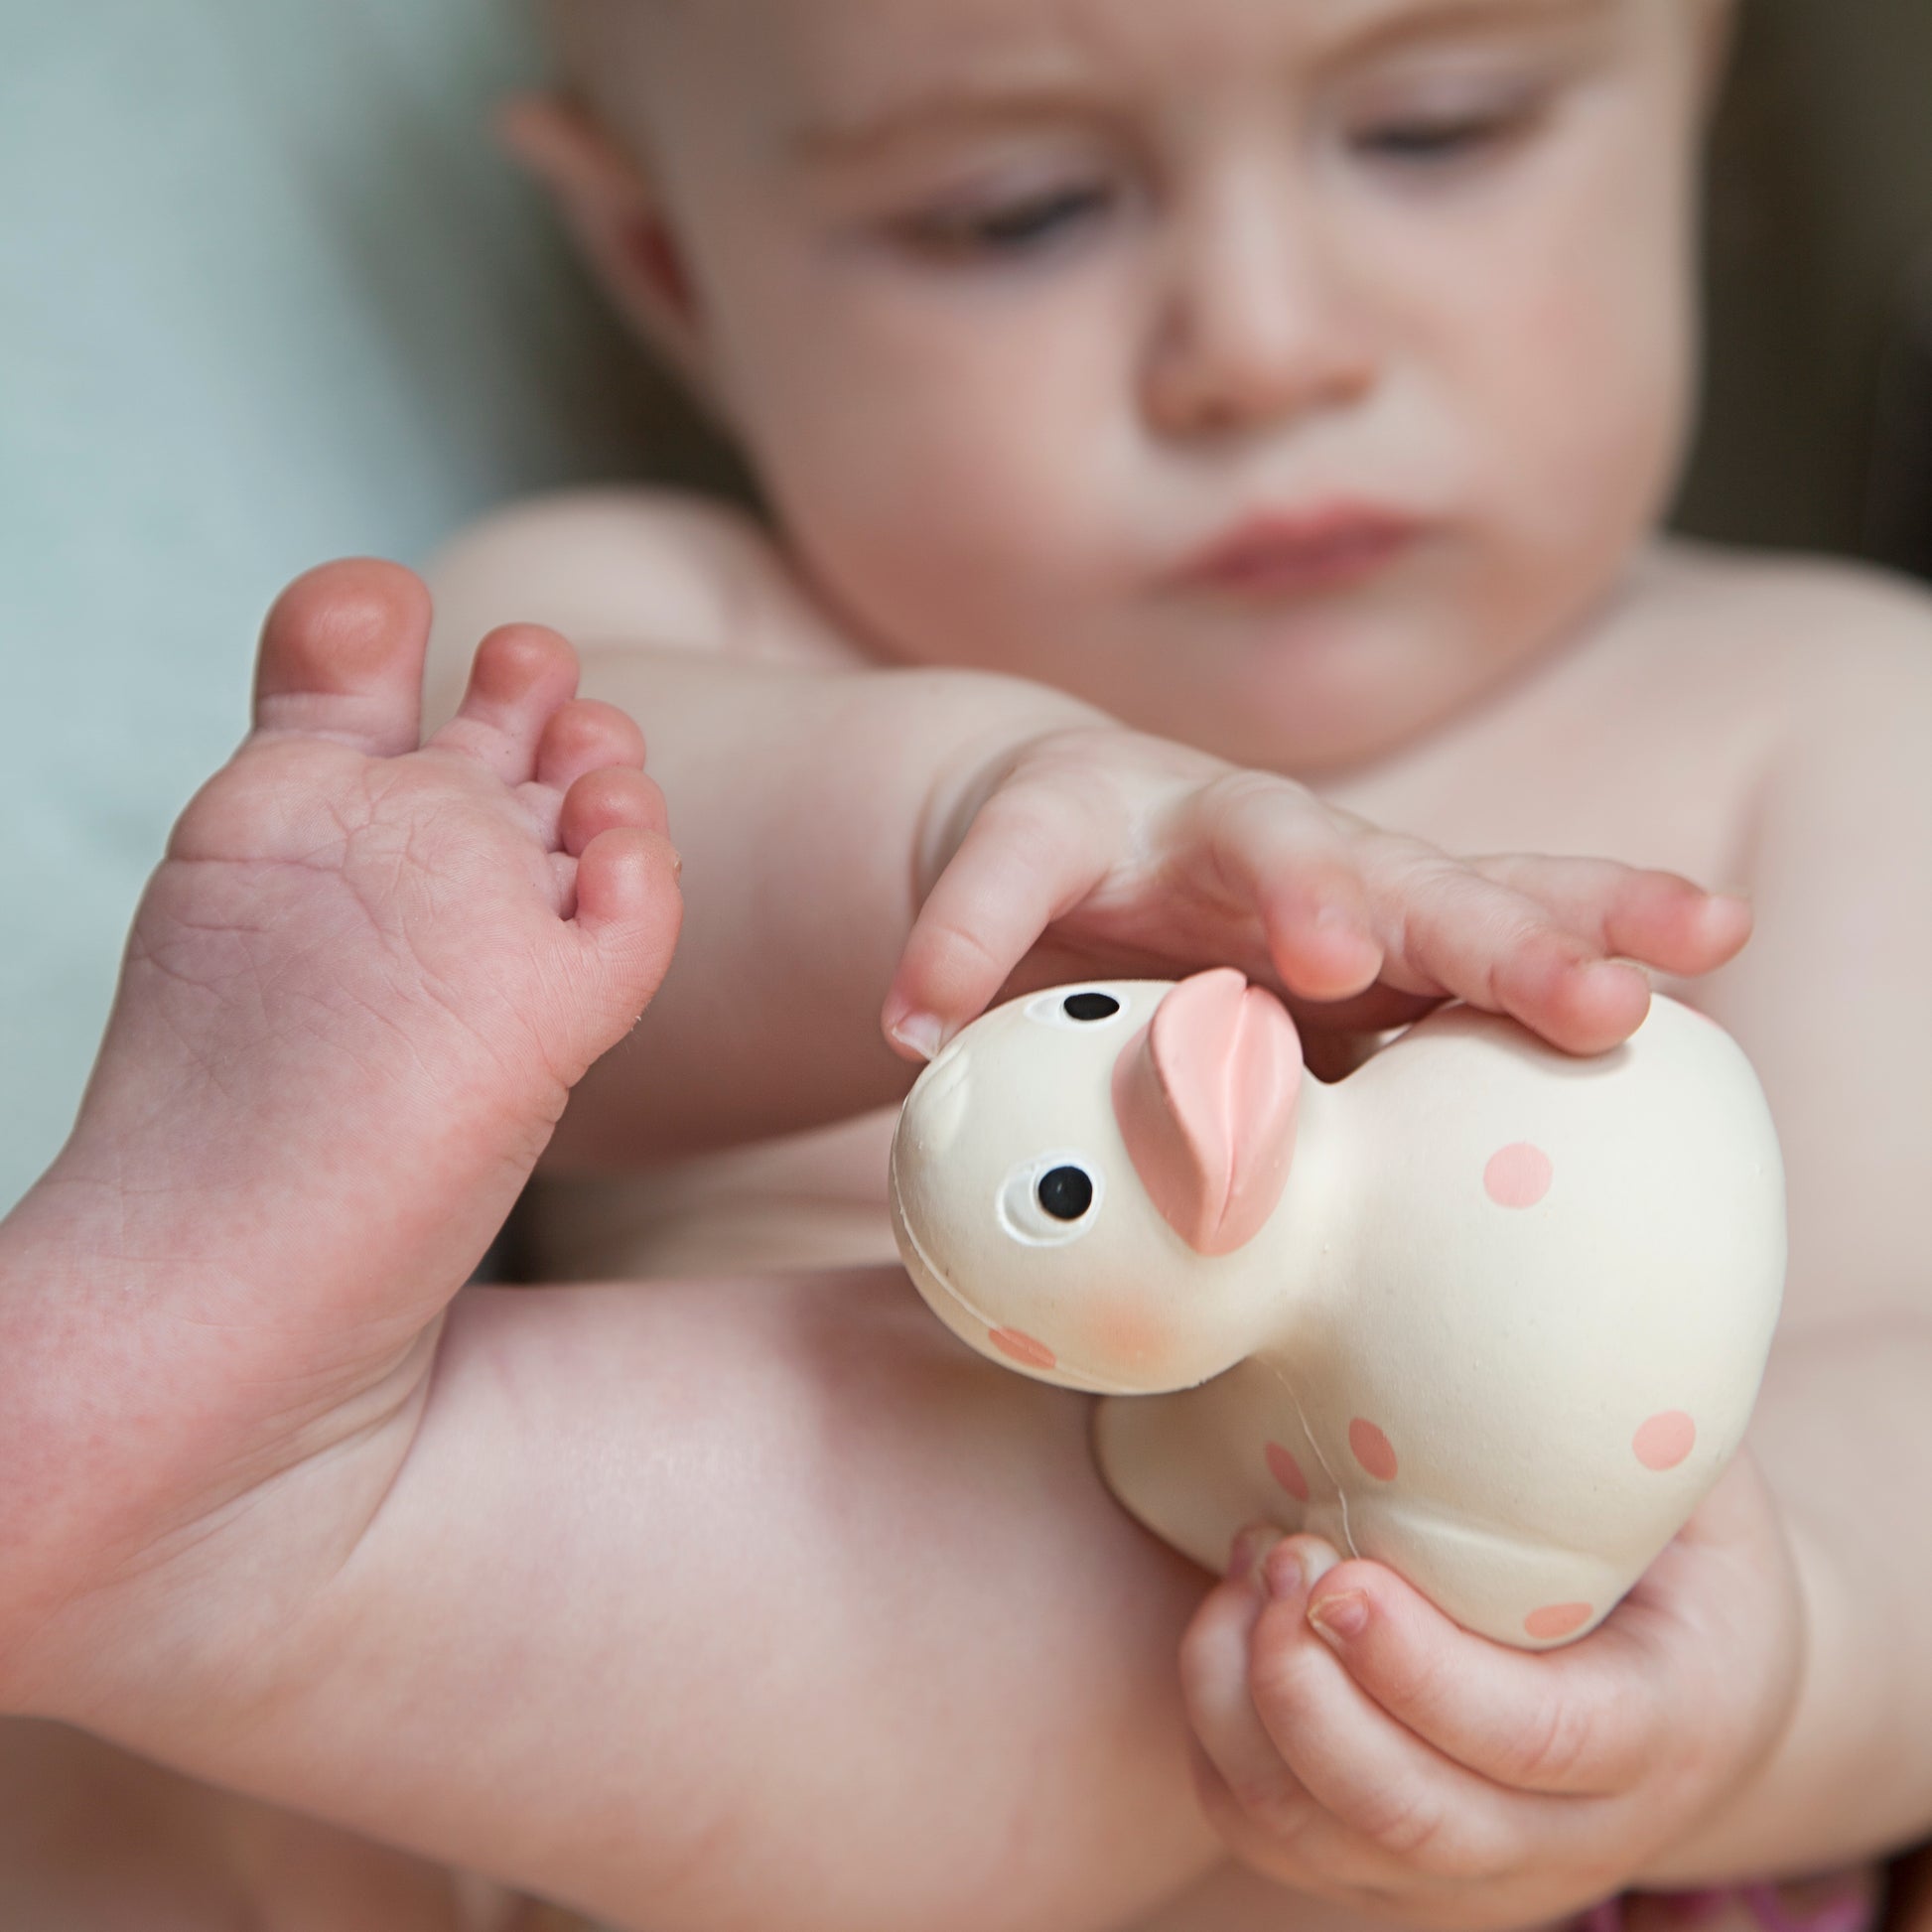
[1173,503,1422,600]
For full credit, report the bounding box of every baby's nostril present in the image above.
[1063,991,1121,1023]
[1036,1166,1095,1221]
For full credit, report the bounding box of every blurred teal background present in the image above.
[1,0,734,1206]
[2,0,1930,1210]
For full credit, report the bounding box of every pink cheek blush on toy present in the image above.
[890,972,1786,1649]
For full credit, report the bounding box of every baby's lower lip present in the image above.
[1176,514,1421,599]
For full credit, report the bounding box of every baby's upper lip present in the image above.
[1170,502,1424,597]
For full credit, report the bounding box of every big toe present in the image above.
[253,559,434,756]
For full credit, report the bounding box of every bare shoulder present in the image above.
[1637,540,1932,711]
[421,487,865,721]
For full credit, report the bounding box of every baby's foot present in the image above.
[0,560,680,1688]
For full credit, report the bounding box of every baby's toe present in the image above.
[537,699,647,795]
[431,623,582,784]
[560,766,671,858]
[570,827,685,1034]
[253,559,432,756]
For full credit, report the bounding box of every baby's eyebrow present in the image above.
[1329,0,1625,62]
[788,82,1109,169]
[786,0,1622,169]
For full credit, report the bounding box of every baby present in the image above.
[3,0,1931,1929]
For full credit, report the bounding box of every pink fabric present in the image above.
[1578,1881,1879,1932]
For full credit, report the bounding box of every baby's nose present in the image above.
[1141,177,1378,439]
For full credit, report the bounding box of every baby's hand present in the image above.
[882,726,1749,1060]
[1180,1458,1804,1930]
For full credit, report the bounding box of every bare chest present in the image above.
[1318,627,1784,891]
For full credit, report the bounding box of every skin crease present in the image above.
[1,0,1930,1930]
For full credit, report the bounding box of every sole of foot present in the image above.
[1,558,682,1697]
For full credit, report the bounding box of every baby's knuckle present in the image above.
[1248,1645,1319,1724]
[1363,827,1450,882]
[920,918,1007,984]
[1359,1789,1442,1859]
[1503,1697,1597,1789]
[1372,1640,1459,1720]
[979,776,1083,855]
[1197,766,1318,834]
[1233,1773,1320,1846]
[1356,1791,1486,1880]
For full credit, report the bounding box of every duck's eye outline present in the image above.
[1025,988,1128,1032]
[998,1151,1106,1247]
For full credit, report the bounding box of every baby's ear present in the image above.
[497,94,720,408]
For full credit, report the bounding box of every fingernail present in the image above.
[1308,1589,1370,1646]
[1258,1540,1303,1596]
[1228,1525,1284,1583]
[889,1012,945,1061]
[1263,1537,1338,1602]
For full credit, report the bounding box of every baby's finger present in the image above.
[1247,1542,1544,1882]
[1297,1558,1663,1797]
[884,776,1117,1059]
[1358,855,1653,1053]
[1180,1540,1319,1842]
[1184,779,1387,1000]
[1470,858,1752,979]
[1188,1741,1405,1899]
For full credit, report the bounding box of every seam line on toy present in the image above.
[1263,1355,1363,1561]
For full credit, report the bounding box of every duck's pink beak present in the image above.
[1112,970,1302,1256]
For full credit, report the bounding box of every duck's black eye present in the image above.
[1062,992,1121,1023]
[1036,1166,1095,1222]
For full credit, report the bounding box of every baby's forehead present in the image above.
[565,0,1658,124]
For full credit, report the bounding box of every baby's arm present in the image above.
[1664,576,1932,1864]
[424,492,1748,1165]
[1177,566,1932,1921]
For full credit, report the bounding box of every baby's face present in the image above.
[584,0,1718,771]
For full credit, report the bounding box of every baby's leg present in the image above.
[0,559,681,1683]
[330,1265,1231,1931]
[10,1268,1237,1932]
[0,561,678,1927]
[0,1718,506,1931]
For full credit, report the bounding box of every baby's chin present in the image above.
[1021,601,1551,777]
[787,510,1611,774]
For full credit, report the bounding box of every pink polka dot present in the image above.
[1349,1419,1399,1482]
[1484,1144,1554,1209]
[1266,1441,1311,1503]
[990,1327,1056,1373]
[1634,1411,1698,1471]
[1525,1602,1593,1642]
